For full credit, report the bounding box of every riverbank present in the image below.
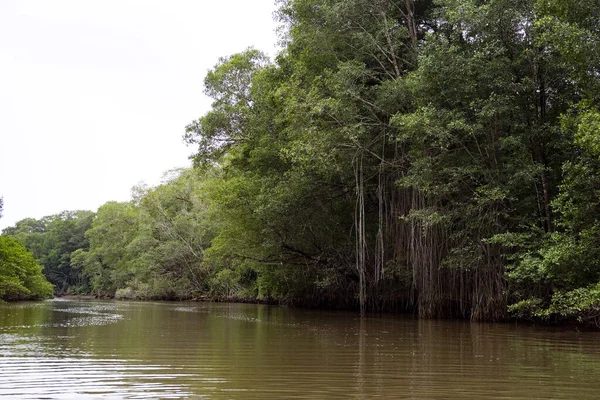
[59,294,99,300]
[51,293,600,330]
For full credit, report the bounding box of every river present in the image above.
[0,299,599,399]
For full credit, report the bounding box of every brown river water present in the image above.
[0,299,599,399]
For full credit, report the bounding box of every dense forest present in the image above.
[2,0,600,326]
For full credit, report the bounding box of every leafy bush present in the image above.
[0,236,53,300]
[544,285,600,325]
[508,284,600,327]
[508,297,544,320]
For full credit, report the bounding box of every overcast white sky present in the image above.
[0,0,279,230]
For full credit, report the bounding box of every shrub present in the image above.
[0,236,53,300]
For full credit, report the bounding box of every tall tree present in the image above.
[187,0,439,313]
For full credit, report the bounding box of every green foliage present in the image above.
[210,269,243,298]
[575,109,600,158]
[2,211,95,294]
[509,284,600,327]
[545,285,600,321]
[0,236,53,301]
[78,169,214,299]
[508,297,545,320]
[184,49,270,166]
[80,201,140,296]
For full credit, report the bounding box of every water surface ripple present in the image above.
[1,299,599,399]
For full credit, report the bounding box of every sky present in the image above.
[0,0,280,230]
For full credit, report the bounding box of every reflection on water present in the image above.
[0,300,193,399]
[1,299,600,399]
[0,356,193,399]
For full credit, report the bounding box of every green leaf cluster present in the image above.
[0,236,53,301]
